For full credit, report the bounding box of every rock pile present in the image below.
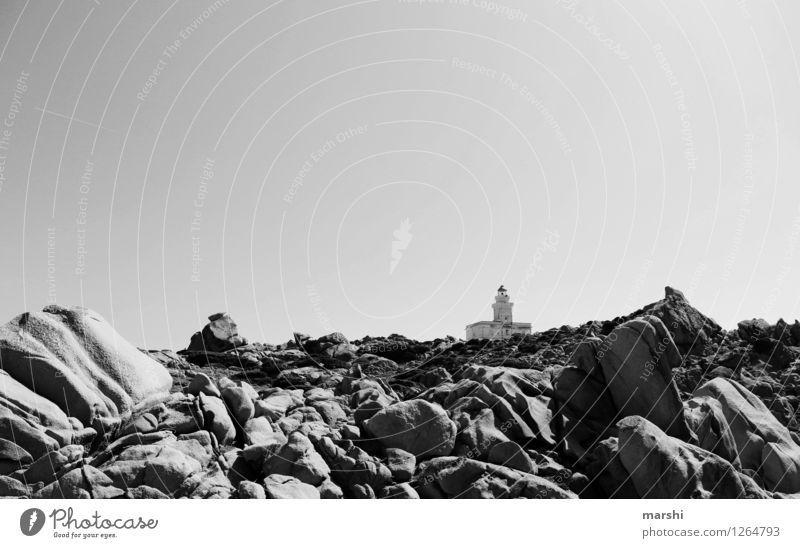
[2,288,800,499]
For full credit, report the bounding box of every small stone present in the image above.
[380,483,419,499]
[119,413,159,437]
[318,479,344,499]
[351,483,375,499]
[243,416,275,446]
[222,386,256,426]
[187,373,221,398]
[199,393,236,446]
[238,480,266,499]
[488,441,536,474]
[385,448,416,482]
[263,474,320,499]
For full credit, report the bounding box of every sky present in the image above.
[0,0,799,349]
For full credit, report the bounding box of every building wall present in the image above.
[492,291,513,323]
[466,321,531,341]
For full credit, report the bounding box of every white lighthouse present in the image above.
[465,285,532,341]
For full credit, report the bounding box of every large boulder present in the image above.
[598,316,692,439]
[614,416,761,499]
[0,306,172,428]
[364,399,456,458]
[694,378,800,493]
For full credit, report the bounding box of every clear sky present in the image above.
[1,0,799,349]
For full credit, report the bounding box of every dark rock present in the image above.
[0,437,34,475]
[186,313,247,353]
[221,386,255,427]
[385,447,415,482]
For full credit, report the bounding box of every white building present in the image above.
[465,285,532,341]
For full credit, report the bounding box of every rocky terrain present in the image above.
[2,288,800,499]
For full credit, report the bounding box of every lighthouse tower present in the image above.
[492,285,513,323]
[465,285,531,341]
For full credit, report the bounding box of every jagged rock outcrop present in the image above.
[604,287,722,356]
[551,316,692,462]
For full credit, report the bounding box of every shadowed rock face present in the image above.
[598,316,693,440]
[2,287,800,499]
